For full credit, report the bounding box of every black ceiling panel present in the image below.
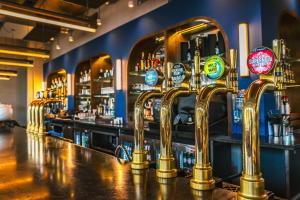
[62,0,117,8]
[23,24,60,42]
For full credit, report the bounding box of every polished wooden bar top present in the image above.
[0,127,236,200]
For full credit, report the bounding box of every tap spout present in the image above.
[132,91,162,170]
[157,87,193,179]
[238,79,275,200]
[190,84,226,190]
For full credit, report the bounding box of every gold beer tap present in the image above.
[131,67,165,170]
[237,39,287,200]
[156,57,198,178]
[37,99,62,136]
[190,49,238,191]
[33,100,45,134]
[27,100,40,133]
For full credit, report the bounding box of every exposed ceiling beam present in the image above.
[0,0,97,32]
[0,44,49,59]
[0,57,33,67]
[0,69,18,76]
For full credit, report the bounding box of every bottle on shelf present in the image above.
[186,41,192,63]
[88,69,91,81]
[147,53,151,70]
[79,72,83,83]
[140,52,146,71]
[215,33,220,55]
[99,69,104,79]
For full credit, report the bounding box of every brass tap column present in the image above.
[30,101,40,133]
[27,100,39,133]
[26,104,32,133]
[238,39,287,199]
[156,63,193,179]
[238,80,274,200]
[132,91,162,169]
[34,100,44,134]
[190,49,238,190]
[132,68,164,170]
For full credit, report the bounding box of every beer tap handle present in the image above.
[167,62,173,89]
[229,49,238,94]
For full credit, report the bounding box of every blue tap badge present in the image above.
[171,63,187,84]
[145,68,159,86]
[204,55,225,80]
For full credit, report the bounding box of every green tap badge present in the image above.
[204,55,225,80]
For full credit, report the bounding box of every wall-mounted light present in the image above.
[176,23,207,35]
[67,73,73,96]
[0,1,96,33]
[238,22,249,77]
[128,0,134,8]
[0,57,33,68]
[0,69,17,77]
[116,59,122,90]
[41,81,46,91]
[0,45,49,59]
[0,76,10,80]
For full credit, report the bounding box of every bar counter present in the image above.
[46,117,300,198]
[0,127,236,200]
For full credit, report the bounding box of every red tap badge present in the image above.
[247,47,276,75]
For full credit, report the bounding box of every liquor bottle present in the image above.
[151,54,155,68]
[186,41,192,63]
[88,69,91,81]
[135,62,139,72]
[215,33,220,55]
[80,72,83,83]
[140,52,146,71]
[155,51,161,68]
[147,53,151,70]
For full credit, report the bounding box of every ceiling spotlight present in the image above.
[68,35,74,43]
[97,18,102,26]
[50,37,55,41]
[105,1,110,5]
[56,44,61,50]
[128,0,134,8]
[97,8,102,26]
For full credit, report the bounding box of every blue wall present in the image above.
[44,0,299,133]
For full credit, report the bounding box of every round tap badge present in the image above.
[204,55,225,80]
[145,68,159,86]
[171,63,186,84]
[247,47,276,75]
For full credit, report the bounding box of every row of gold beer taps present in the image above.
[132,39,291,200]
[26,98,62,135]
